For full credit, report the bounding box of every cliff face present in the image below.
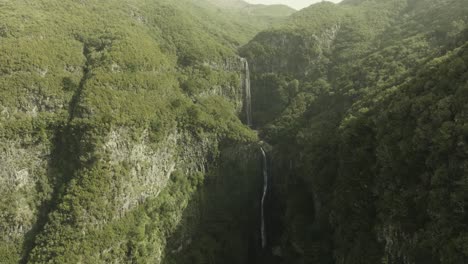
[162,144,264,264]
[0,0,265,263]
[23,127,258,264]
[0,138,52,261]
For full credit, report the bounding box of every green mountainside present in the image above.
[0,0,467,263]
[240,0,468,263]
[0,0,284,262]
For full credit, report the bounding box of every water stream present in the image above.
[241,57,268,250]
[260,147,268,249]
[241,58,252,127]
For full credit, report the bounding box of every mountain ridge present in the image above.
[0,0,467,263]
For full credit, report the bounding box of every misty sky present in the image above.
[244,0,342,10]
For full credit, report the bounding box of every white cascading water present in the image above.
[241,58,266,248]
[260,147,268,249]
[242,58,252,127]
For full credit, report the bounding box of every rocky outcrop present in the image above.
[0,139,52,255]
[100,127,219,220]
[240,23,341,76]
[197,57,254,115]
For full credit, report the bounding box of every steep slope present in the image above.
[240,0,468,263]
[0,0,282,263]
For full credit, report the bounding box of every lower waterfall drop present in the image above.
[260,147,268,249]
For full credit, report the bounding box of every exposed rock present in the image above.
[101,128,217,219]
[0,139,51,247]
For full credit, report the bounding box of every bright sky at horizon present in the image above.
[244,0,342,10]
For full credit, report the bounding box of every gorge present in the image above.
[1,0,468,264]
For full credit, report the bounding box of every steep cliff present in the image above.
[0,0,273,263]
[240,0,468,263]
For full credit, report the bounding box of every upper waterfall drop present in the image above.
[241,58,252,127]
[260,147,268,249]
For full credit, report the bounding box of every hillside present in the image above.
[0,0,467,263]
[189,0,296,45]
[0,0,281,263]
[240,0,468,263]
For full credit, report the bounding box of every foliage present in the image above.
[0,0,264,262]
[240,0,468,262]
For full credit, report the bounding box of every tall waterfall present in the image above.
[260,147,268,249]
[241,58,252,127]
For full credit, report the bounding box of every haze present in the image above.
[245,0,342,10]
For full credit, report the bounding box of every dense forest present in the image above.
[0,0,467,263]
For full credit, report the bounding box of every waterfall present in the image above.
[242,58,252,127]
[260,147,268,249]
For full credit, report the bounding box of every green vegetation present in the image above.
[1,0,467,263]
[0,0,274,262]
[240,0,468,263]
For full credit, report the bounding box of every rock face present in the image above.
[0,140,52,255]
[242,25,340,76]
[199,57,254,115]
[0,85,257,264]
[101,128,218,218]
[161,143,264,264]
[31,127,225,262]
